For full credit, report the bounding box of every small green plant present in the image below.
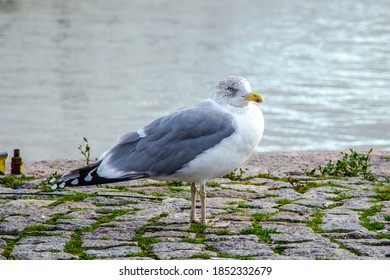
[305,210,325,233]
[78,137,91,165]
[236,201,251,208]
[130,213,169,258]
[300,164,317,177]
[222,167,245,181]
[240,224,278,243]
[50,192,94,206]
[329,238,362,256]
[190,253,211,259]
[0,174,34,188]
[23,224,51,232]
[95,209,129,223]
[182,236,203,243]
[188,223,208,235]
[215,229,233,235]
[331,193,353,202]
[273,245,286,255]
[252,212,273,222]
[300,149,376,180]
[256,171,272,179]
[133,235,159,253]
[167,186,187,193]
[150,192,165,197]
[2,239,17,259]
[372,185,390,202]
[378,232,390,239]
[276,198,293,206]
[319,149,375,180]
[359,204,385,231]
[64,227,94,259]
[168,181,186,187]
[207,181,220,188]
[288,178,310,193]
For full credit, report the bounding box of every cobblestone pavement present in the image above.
[0,151,389,260]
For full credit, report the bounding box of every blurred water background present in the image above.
[0,0,389,162]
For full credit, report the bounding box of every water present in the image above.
[0,0,389,162]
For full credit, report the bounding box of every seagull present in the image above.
[52,76,264,224]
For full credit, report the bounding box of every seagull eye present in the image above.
[227,86,235,92]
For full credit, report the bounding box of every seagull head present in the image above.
[212,76,263,107]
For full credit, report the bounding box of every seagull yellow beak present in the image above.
[244,92,263,103]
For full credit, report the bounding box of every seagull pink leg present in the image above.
[190,183,197,222]
[200,183,206,224]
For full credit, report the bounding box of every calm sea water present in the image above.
[1,0,389,162]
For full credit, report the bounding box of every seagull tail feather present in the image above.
[50,161,149,190]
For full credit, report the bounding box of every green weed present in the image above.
[329,238,362,256]
[0,174,34,188]
[2,239,17,259]
[305,210,325,233]
[78,137,91,165]
[331,193,353,201]
[319,149,375,180]
[95,209,129,223]
[64,227,94,259]
[182,237,203,243]
[190,253,211,259]
[215,229,233,235]
[359,204,385,231]
[372,185,390,202]
[255,172,272,179]
[276,198,294,205]
[240,224,278,243]
[273,245,286,255]
[252,212,273,222]
[222,167,246,181]
[188,223,208,235]
[50,192,95,206]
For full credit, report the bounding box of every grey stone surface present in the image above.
[279,204,313,213]
[84,246,141,258]
[295,199,328,208]
[269,212,312,222]
[205,235,275,257]
[83,197,127,205]
[11,251,78,260]
[282,241,358,259]
[51,201,97,212]
[67,209,99,219]
[0,199,53,215]
[321,213,368,232]
[2,151,389,260]
[143,230,196,238]
[151,242,212,259]
[342,198,374,209]
[322,230,378,239]
[269,233,318,243]
[82,226,136,241]
[246,198,279,209]
[336,239,390,258]
[11,235,74,260]
[82,239,137,249]
[0,239,6,248]
[0,215,49,232]
[55,218,96,230]
[154,249,217,260]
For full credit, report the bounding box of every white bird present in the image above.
[52,76,264,224]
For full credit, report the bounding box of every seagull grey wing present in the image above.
[96,106,235,179]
